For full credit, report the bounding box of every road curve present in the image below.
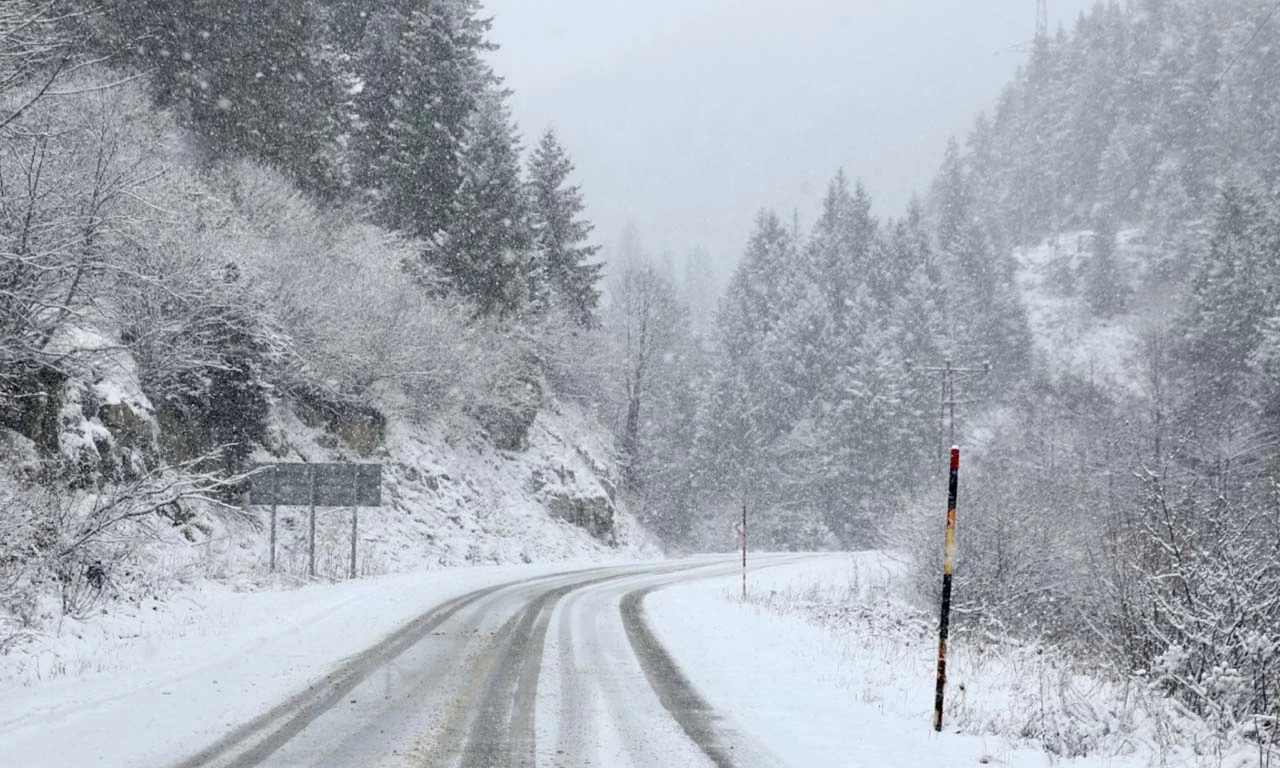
[171,556,802,768]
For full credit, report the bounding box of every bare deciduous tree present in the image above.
[610,259,684,489]
[0,1,81,131]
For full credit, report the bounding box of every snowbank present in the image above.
[0,561,619,768]
[646,552,1250,767]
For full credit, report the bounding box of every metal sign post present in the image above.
[308,468,317,578]
[739,503,747,600]
[350,507,358,579]
[349,467,358,580]
[269,468,278,573]
[250,463,382,580]
[933,447,961,732]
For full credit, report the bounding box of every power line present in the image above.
[1211,0,1280,95]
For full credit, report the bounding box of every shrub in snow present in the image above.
[224,162,529,431]
[0,452,253,639]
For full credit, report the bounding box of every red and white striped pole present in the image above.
[933,447,961,732]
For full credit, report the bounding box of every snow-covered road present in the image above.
[3,552,1188,768]
[1,555,816,768]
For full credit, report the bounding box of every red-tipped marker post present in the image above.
[933,447,961,732]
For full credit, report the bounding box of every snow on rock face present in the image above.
[2,325,158,469]
[0,319,649,683]
[527,409,619,543]
[255,397,648,579]
[472,371,541,451]
[46,326,159,481]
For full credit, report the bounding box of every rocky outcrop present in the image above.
[544,494,615,543]
[473,372,542,452]
[530,460,617,545]
[293,386,387,456]
[0,365,65,457]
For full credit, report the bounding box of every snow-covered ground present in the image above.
[0,560,617,767]
[2,551,1262,767]
[647,553,1257,768]
[0,391,658,681]
[1013,230,1150,392]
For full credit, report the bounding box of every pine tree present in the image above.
[933,138,975,258]
[806,171,877,333]
[717,211,797,363]
[931,139,1031,378]
[1178,186,1280,408]
[527,130,602,325]
[439,87,530,316]
[353,0,494,239]
[885,206,947,441]
[702,211,801,505]
[878,199,933,306]
[98,0,346,196]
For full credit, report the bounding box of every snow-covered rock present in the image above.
[245,395,651,577]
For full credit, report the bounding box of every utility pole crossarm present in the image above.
[905,360,991,374]
[905,358,991,457]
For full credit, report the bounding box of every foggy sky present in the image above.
[483,0,1098,281]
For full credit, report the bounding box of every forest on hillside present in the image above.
[0,0,618,634]
[628,0,1280,740]
[923,0,1280,736]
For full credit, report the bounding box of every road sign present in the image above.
[355,463,382,506]
[250,463,382,507]
[248,463,314,506]
[312,463,356,506]
[250,462,384,580]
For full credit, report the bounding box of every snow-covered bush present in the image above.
[0,71,159,447]
[889,359,1280,750]
[0,451,252,641]
[224,163,526,426]
[1098,470,1280,733]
